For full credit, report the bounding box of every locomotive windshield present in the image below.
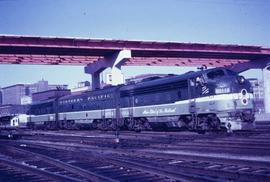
[207,69,225,79]
[206,69,237,80]
[226,69,237,76]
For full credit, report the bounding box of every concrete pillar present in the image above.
[84,50,131,90]
[263,65,270,113]
[92,71,102,90]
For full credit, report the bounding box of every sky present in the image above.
[0,0,270,88]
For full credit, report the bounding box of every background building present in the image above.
[2,84,25,105]
[248,78,264,113]
[1,80,68,105]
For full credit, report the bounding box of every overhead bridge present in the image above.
[1,35,270,89]
[0,35,270,67]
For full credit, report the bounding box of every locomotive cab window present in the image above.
[226,69,237,76]
[207,69,225,79]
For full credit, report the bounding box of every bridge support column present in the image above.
[92,71,102,91]
[263,65,270,113]
[84,50,131,90]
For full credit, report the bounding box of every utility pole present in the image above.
[115,87,120,143]
[54,87,61,130]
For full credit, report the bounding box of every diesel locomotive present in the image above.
[26,68,255,132]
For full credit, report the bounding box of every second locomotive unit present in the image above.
[27,68,255,132]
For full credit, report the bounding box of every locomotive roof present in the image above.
[121,67,230,91]
[36,67,235,101]
[31,98,56,105]
[59,85,122,100]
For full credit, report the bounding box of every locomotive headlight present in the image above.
[237,76,245,84]
[215,87,231,94]
[241,89,247,96]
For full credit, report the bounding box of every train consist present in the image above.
[10,68,255,132]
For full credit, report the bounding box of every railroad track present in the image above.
[8,129,270,181]
[23,129,235,146]
[21,129,270,151]
[6,137,270,182]
[0,159,54,182]
[108,151,270,182]
[18,129,270,158]
[255,121,270,131]
[0,143,114,182]
[1,128,270,181]
[3,142,198,182]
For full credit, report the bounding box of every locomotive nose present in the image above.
[240,89,249,105]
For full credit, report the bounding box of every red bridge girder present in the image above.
[0,35,270,67]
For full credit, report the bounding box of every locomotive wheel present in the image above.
[134,120,142,132]
[97,119,113,131]
[126,119,135,131]
[195,115,221,133]
[64,120,75,130]
[91,121,98,129]
[143,121,152,131]
[134,118,152,132]
[125,118,145,132]
[110,119,124,130]
[198,116,209,131]
[177,118,188,129]
[208,115,221,130]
